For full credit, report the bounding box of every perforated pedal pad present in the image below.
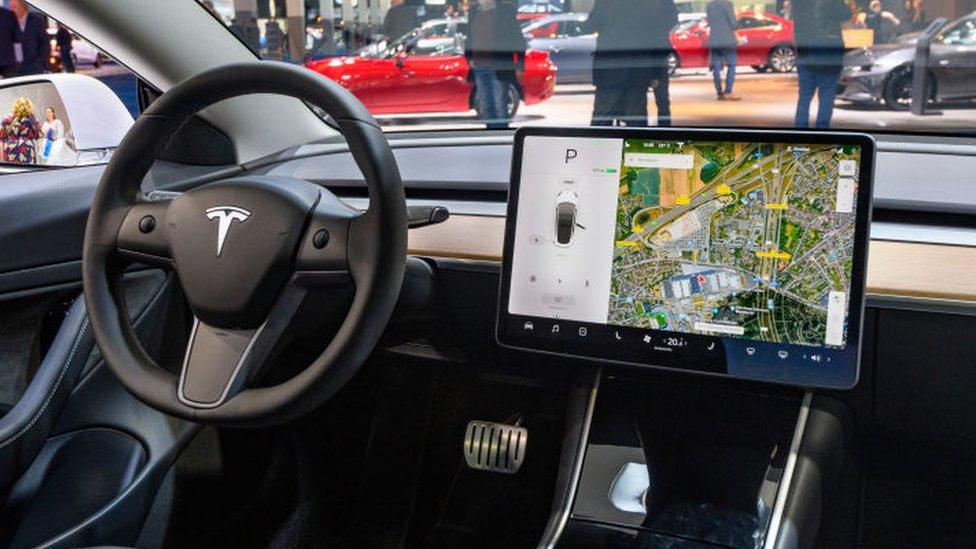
[463,420,528,474]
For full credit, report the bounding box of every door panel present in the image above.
[0,165,102,275]
[672,25,709,68]
[398,55,471,112]
[0,269,197,548]
[0,162,205,547]
[928,18,976,99]
[930,44,976,99]
[537,22,595,84]
[335,58,407,110]
[736,17,777,66]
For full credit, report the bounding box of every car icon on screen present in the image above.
[555,190,579,246]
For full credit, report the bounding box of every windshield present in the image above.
[200,1,976,134]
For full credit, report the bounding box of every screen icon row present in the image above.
[519,318,723,356]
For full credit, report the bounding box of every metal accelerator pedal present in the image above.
[463,420,528,474]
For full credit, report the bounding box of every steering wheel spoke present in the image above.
[117,198,174,267]
[294,188,358,286]
[178,282,306,409]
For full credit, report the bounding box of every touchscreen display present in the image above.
[497,129,873,388]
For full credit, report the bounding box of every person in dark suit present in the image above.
[706,0,740,100]
[383,0,419,42]
[793,0,852,128]
[586,0,679,126]
[0,7,21,78]
[56,24,73,73]
[9,0,48,75]
[465,0,526,129]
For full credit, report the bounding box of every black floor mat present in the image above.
[162,356,569,549]
[858,436,976,548]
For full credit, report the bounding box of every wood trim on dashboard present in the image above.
[866,240,976,302]
[408,214,505,261]
[408,215,976,303]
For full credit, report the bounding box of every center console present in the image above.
[495,127,873,548]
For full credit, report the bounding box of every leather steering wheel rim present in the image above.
[82,61,407,427]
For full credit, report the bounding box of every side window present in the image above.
[532,22,558,38]
[414,38,459,56]
[737,17,758,29]
[407,24,456,56]
[940,19,976,45]
[0,4,137,169]
[553,22,572,38]
[740,16,776,30]
[564,20,588,37]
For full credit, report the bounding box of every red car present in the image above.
[669,11,796,73]
[305,19,556,119]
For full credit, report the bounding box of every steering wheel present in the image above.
[82,62,407,427]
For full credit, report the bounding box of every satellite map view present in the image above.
[608,139,861,348]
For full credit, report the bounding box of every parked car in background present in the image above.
[524,13,594,83]
[517,0,566,22]
[669,11,796,73]
[837,14,976,110]
[69,38,105,66]
[305,18,556,119]
[524,10,793,84]
[47,29,107,71]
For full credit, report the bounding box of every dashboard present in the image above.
[495,128,873,388]
[1,131,974,444]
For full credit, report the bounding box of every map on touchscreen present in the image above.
[507,136,863,350]
[609,139,860,347]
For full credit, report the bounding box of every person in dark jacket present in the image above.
[384,0,419,42]
[464,0,526,129]
[908,0,928,32]
[9,0,48,75]
[265,18,285,61]
[0,7,21,78]
[586,0,679,126]
[706,0,739,100]
[793,0,851,128]
[56,24,73,73]
[865,0,900,44]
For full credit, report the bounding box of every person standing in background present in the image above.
[383,0,419,42]
[909,0,928,31]
[706,0,740,101]
[865,0,900,44]
[793,0,852,128]
[245,17,261,52]
[465,0,526,129]
[0,6,20,78]
[39,106,64,164]
[586,0,678,126]
[56,24,73,73]
[9,0,48,75]
[0,97,42,164]
[265,17,284,60]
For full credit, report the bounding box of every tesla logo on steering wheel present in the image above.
[205,206,252,256]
